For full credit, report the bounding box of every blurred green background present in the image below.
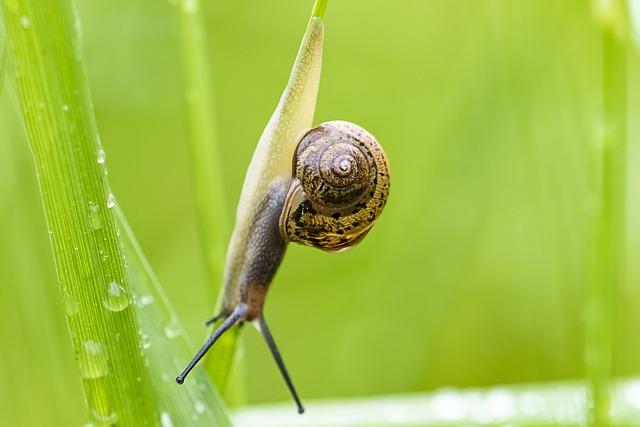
[1,0,639,426]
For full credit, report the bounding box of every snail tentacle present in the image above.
[176,303,247,384]
[254,314,305,414]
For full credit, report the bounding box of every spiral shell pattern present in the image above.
[279,121,390,252]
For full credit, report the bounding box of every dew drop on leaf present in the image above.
[63,291,79,316]
[102,281,130,311]
[97,148,106,164]
[163,317,182,339]
[194,401,206,414]
[140,333,151,350]
[107,193,115,209]
[90,409,118,425]
[78,340,108,379]
[138,294,154,307]
[88,201,102,230]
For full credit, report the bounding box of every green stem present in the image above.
[179,0,229,302]
[177,0,245,402]
[311,0,328,18]
[587,3,628,426]
[0,6,6,94]
[1,0,156,424]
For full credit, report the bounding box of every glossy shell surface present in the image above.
[280,121,390,252]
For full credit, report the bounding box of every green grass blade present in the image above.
[116,208,232,426]
[1,0,157,425]
[179,0,229,302]
[176,0,242,400]
[0,94,86,425]
[587,2,629,426]
[0,6,6,95]
[311,0,328,18]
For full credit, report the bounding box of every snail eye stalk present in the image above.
[204,311,228,327]
[256,315,305,414]
[176,304,246,384]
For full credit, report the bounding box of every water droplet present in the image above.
[90,409,118,425]
[63,291,79,316]
[78,340,108,379]
[141,333,151,350]
[194,401,206,414]
[163,317,182,339]
[88,202,102,230]
[160,412,173,427]
[97,149,106,164]
[102,282,130,312]
[20,15,31,28]
[107,193,115,209]
[62,104,70,112]
[138,294,154,307]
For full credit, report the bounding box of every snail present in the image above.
[176,121,390,413]
[176,6,389,414]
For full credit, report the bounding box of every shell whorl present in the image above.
[279,120,390,252]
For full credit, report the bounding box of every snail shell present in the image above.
[279,120,390,252]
